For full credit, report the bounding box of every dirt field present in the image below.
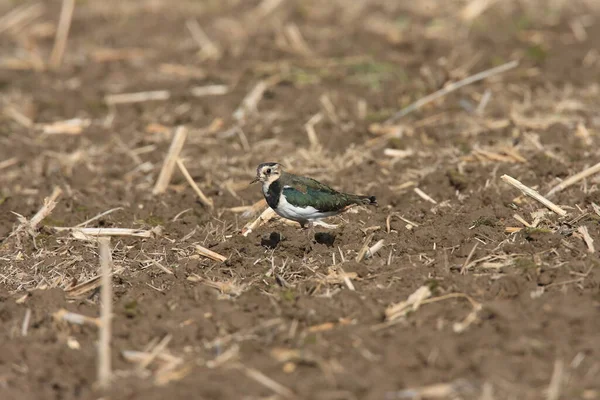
[1,0,600,399]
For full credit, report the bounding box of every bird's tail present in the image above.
[356,195,377,206]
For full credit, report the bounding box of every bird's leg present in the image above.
[301,220,315,255]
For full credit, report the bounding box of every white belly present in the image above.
[275,193,338,222]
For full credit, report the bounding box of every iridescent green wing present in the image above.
[282,175,355,212]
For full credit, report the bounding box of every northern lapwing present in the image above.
[250,162,377,231]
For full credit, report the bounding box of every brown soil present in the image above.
[1,1,600,399]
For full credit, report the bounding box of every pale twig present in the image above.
[385,286,432,321]
[49,0,75,69]
[460,242,479,274]
[592,203,600,218]
[4,106,34,128]
[138,334,173,371]
[185,19,221,60]
[176,158,214,209]
[53,227,159,239]
[384,148,414,158]
[577,226,595,253]
[242,207,277,236]
[365,239,385,259]
[65,267,122,299]
[513,213,532,227]
[53,308,100,327]
[196,245,227,262]
[319,94,340,125]
[190,85,229,97]
[105,91,170,105]
[234,364,296,399]
[386,213,419,232]
[21,309,31,336]
[29,187,62,231]
[305,112,323,149]
[39,118,90,135]
[336,264,355,291]
[414,187,437,204]
[284,23,313,56]
[233,76,280,121]
[75,207,123,228]
[98,237,113,389]
[385,60,519,123]
[153,126,188,195]
[355,233,375,262]
[122,350,181,365]
[546,360,564,400]
[546,162,600,197]
[0,157,18,171]
[501,175,567,217]
[146,258,174,275]
[0,3,45,35]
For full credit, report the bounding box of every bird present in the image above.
[250,162,377,230]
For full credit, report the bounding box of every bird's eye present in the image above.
[266,168,272,174]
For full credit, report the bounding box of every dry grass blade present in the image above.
[145,258,173,275]
[318,270,358,285]
[153,126,188,195]
[546,162,600,197]
[546,359,564,400]
[53,308,101,327]
[49,0,75,69]
[305,112,323,149]
[234,364,296,399]
[21,309,32,336]
[242,207,277,236]
[365,239,385,259]
[98,237,113,389]
[355,233,375,262]
[185,19,221,60]
[0,3,45,35]
[414,187,437,204]
[122,349,181,365]
[0,157,19,171]
[384,148,414,158]
[105,91,171,105]
[75,207,123,228]
[577,226,595,253]
[138,334,173,371]
[385,60,519,123]
[460,242,479,274]
[195,245,227,262]
[190,85,229,97]
[176,158,214,209]
[501,175,567,217]
[592,203,600,218]
[53,227,159,239]
[4,106,33,127]
[29,187,62,231]
[385,286,432,321]
[513,213,532,227]
[40,118,90,135]
[65,265,123,299]
[233,76,280,121]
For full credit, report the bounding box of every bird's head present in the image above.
[250,162,284,184]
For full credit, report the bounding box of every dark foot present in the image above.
[261,232,283,249]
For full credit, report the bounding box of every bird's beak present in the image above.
[249,177,260,184]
